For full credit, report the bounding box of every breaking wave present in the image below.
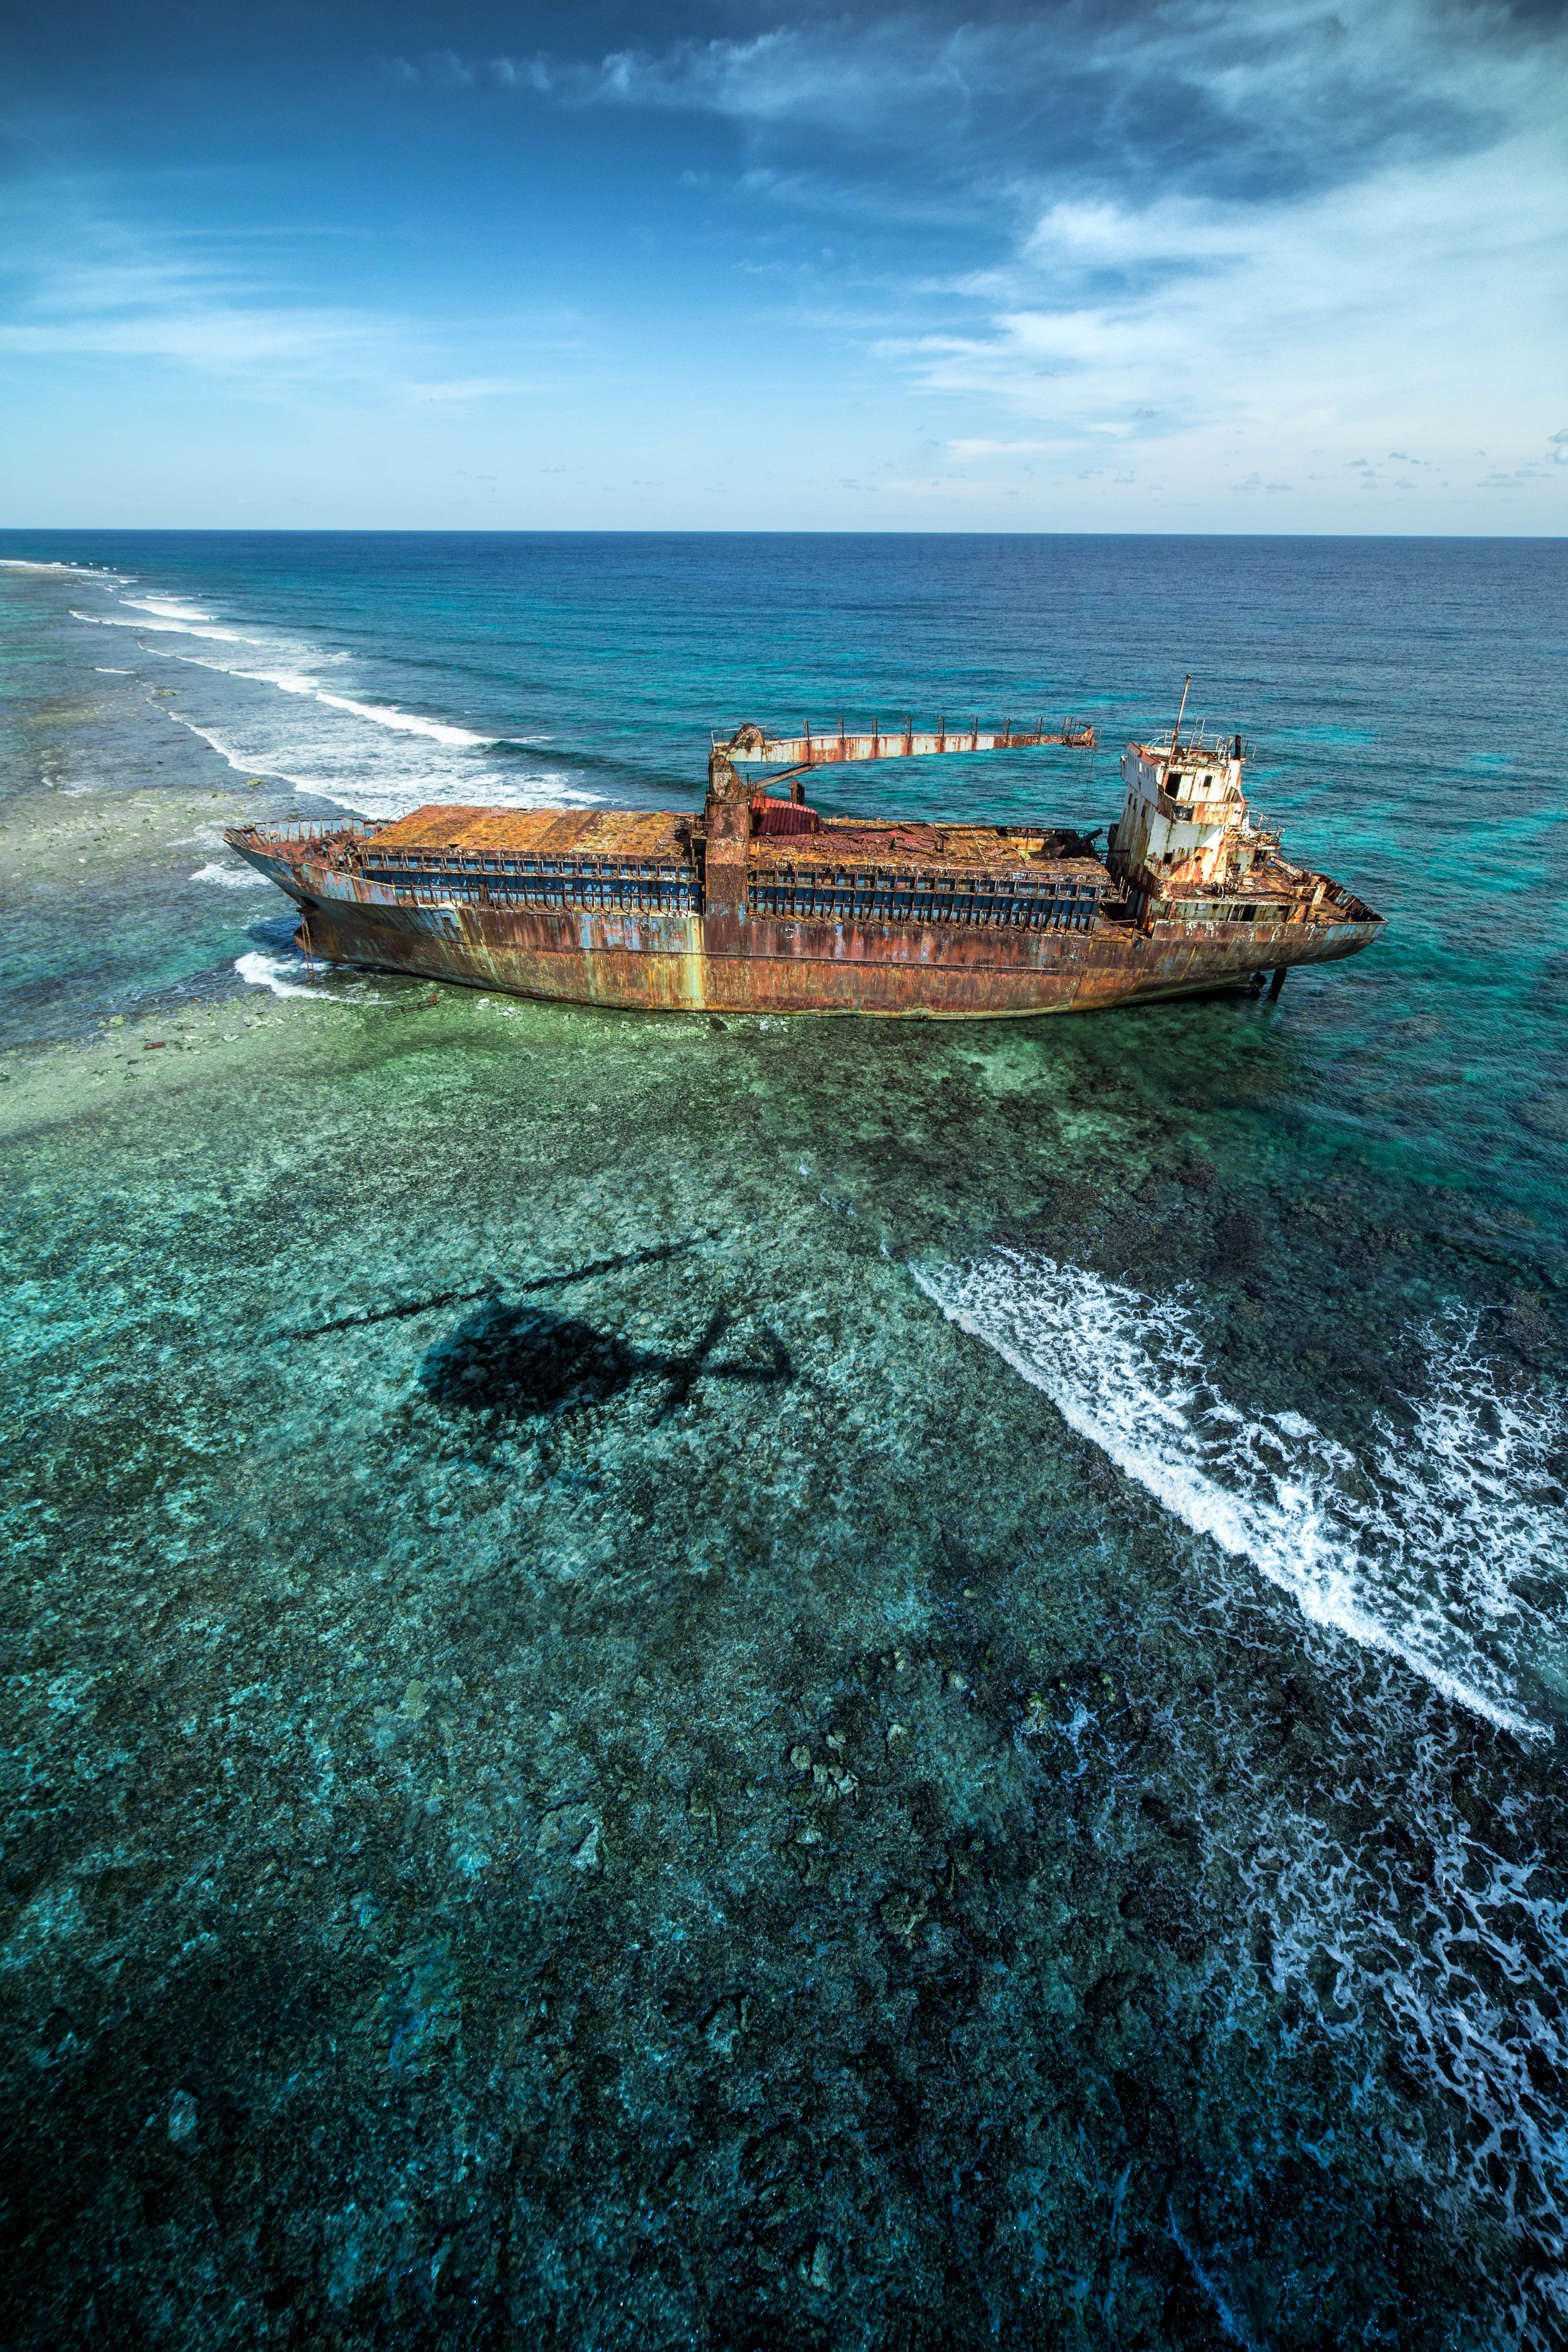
[309,689,491,748]
[1053,1618,1568,2348]
[73,603,252,644]
[234,951,321,999]
[919,1248,1568,2339]
[189,860,271,889]
[65,573,590,822]
[913,1249,1566,1741]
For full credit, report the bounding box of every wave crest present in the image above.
[913,1249,1564,1740]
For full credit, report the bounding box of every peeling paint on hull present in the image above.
[257,857,1380,1019]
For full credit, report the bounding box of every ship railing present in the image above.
[251,818,386,844]
[716,716,1098,763]
[1146,727,1256,753]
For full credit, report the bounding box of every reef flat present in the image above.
[4,966,1562,2348]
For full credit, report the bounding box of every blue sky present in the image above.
[3,1,1564,531]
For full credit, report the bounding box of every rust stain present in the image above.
[225,705,1383,1018]
[721,716,1096,766]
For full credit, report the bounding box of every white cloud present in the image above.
[0,196,389,377]
[467,1,1568,519]
[403,377,543,404]
[1022,198,1244,272]
[0,305,376,369]
[506,23,1000,128]
[0,189,582,405]
[882,119,1568,509]
[6,2,1565,528]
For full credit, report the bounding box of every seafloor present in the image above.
[3,623,1566,2350]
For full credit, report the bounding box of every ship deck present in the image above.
[1139,856,1378,922]
[366,803,1108,886]
[771,816,1106,882]
[370,805,694,862]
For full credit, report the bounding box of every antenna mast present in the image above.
[1172,672,1192,754]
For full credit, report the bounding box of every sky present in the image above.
[2,1,1565,532]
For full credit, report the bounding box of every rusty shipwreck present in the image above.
[226,700,1383,1017]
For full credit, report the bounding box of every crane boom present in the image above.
[715,717,1096,769]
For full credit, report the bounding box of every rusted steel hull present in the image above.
[251,848,1379,1017]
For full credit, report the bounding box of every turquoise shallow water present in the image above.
[1,534,1565,2346]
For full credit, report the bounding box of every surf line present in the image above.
[911,1253,1544,1745]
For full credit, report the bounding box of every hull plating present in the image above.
[275,869,1379,1019]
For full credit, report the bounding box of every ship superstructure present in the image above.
[1106,718,1372,951]
[225,698,1382,1017]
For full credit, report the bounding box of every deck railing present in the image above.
[1145,730,1258,761]
[250,818,385,844]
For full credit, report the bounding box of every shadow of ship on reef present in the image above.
[418,1298,793,1424]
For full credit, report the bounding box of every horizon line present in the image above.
[3,525,1564,544]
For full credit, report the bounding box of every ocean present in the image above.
[1,531,1564,2347]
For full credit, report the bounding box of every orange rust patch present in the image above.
[371,805,692,861]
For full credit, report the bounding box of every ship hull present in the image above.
[266,861,1379,1017]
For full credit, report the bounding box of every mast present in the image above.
[1172,673,1192,756]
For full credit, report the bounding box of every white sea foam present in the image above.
[1061,1631,1568,2345]
[164,712,285,782]
[191,861,270,890]
[161,690,579,820]
[235,951,319,999]
[331,773,580,820]
[66,570,601,824]
[122,594,217,623]
[72,607,252,644]
[311,690,492,748]
[913,1249,1564,1740]
[174,662,494,749]
[1262,1774,1568,2341]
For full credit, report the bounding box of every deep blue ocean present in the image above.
[2,532,1565,2348]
